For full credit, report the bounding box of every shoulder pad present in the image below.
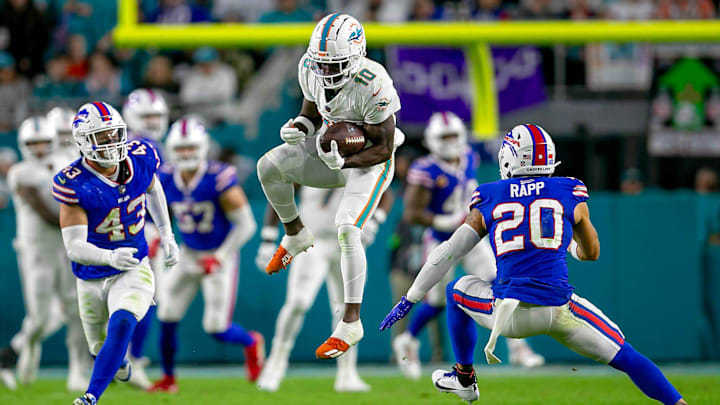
[127,139,161,171]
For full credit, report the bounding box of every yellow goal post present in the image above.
[114,0,720,138]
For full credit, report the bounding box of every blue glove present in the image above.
[379,296,414,331]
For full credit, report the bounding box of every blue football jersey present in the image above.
[470,176,589,306]
[52,140,161,280]
[407,148,478,241]
[159,161,238,251]
[128,133,164,164]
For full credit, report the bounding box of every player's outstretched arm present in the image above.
[380,209,487,331]
[59,203,139,271]
[570,202,600,261]
[216,185,257,259]
[17,185,59,225]
[342,115,395,169]
[146,176,179,267]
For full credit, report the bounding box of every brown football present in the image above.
[320,122,366,157]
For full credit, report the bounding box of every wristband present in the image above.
[292,116,316,137]
[569,240,583,261]
[261,226,279,242]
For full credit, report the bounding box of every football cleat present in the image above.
[334,373,371,393]
[432,366,479,404]
[147,375,178,393]
[127,355,151,390]
[316,320,364,360]
[114,358,131,382]
[72,393,97,405]
[66,365,89,392]
[266,228,314,274]
[244,331,265,382]
[0,346,17,390]
[508,339,546,368]
[392,331,421,380]
[17,341,41,385]
[256,351,288,392]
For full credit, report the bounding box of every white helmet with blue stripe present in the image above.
[18,116,56,161]
[72,101,127,168]
[123,88,169,141]
[165,117,209,171]
[498,124,560,180]
[307,13,366,90]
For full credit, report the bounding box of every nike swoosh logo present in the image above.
[435,382,461,391]
[372,86,382,97]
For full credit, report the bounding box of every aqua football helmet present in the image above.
[18,116,56,161]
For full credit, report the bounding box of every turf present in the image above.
[2,374,719,405]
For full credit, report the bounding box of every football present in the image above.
[320,122,366,157]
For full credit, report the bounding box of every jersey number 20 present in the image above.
[492,199,564,256]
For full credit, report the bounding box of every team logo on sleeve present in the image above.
[376,97,390,111]
[469,190,482,206]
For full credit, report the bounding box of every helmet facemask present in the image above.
[309,52,362,90]
[79,127,128,168]
[23,140,54,161]
[171,143,207,171]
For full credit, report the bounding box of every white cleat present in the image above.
[127,356,151,390]
[509,347,545,368]
[256,354,288,392]
[17,342,41,385]
[114,358,131,382]
[66,366,89,392]
[0,368,16,391]
[334,373,371,392]
[432,367,479,404]
[392,331,421,380]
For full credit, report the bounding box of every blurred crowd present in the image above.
[1,0,718,131]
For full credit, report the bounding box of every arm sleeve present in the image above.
[146,175,173,239]
[61,225,112,266]
[406,223,481,303]
[215,204,257,259]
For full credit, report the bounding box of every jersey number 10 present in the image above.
[492,199,564,256]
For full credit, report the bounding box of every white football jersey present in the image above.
[298,56,401,128]
[298,186,343,240]
[8,159,62,242]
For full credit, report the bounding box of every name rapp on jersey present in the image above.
[510,179,545,198]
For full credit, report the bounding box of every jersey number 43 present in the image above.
[96,195,146,241]
[492,199,564,256]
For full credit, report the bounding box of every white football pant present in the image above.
[156,247,239,334]
[76,258,155,356]
[451,275,625,363]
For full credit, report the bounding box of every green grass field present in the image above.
[2,367,719,405]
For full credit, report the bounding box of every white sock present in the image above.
[281,227,314,256]
[338,225,366,304]
[331,320,364,346]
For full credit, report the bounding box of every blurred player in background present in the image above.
[121,88,170,388]
[54,101,179,405]
[149,117,263,393]
[393,112,543,380]
[47,106,80,165]
[255,186,390,392]
[381,125,687,405]
[257,13,404,359]
[0,117,89,391]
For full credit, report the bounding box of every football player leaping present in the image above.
[257,13,404,359]
[0,117,89,391]
[380,125,687,405]
[121,88,171,389]
[149,118,263,393]
[54,101,179,405]
[393,112,543,380]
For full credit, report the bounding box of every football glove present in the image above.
[379,296,414,331]
[199,255,221,275]
[316,136,345,171]
[255,241,277,272]
[109,247,140,271]
[162,238,179,268]
[280,119,305,145]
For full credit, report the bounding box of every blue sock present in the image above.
[609,343,682,405]
[211,323,255,346]
[130,306,155,359]
[159,321,178,377]
[87,310,137,400]
[408,302,444,337]
[446,279,477,365]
